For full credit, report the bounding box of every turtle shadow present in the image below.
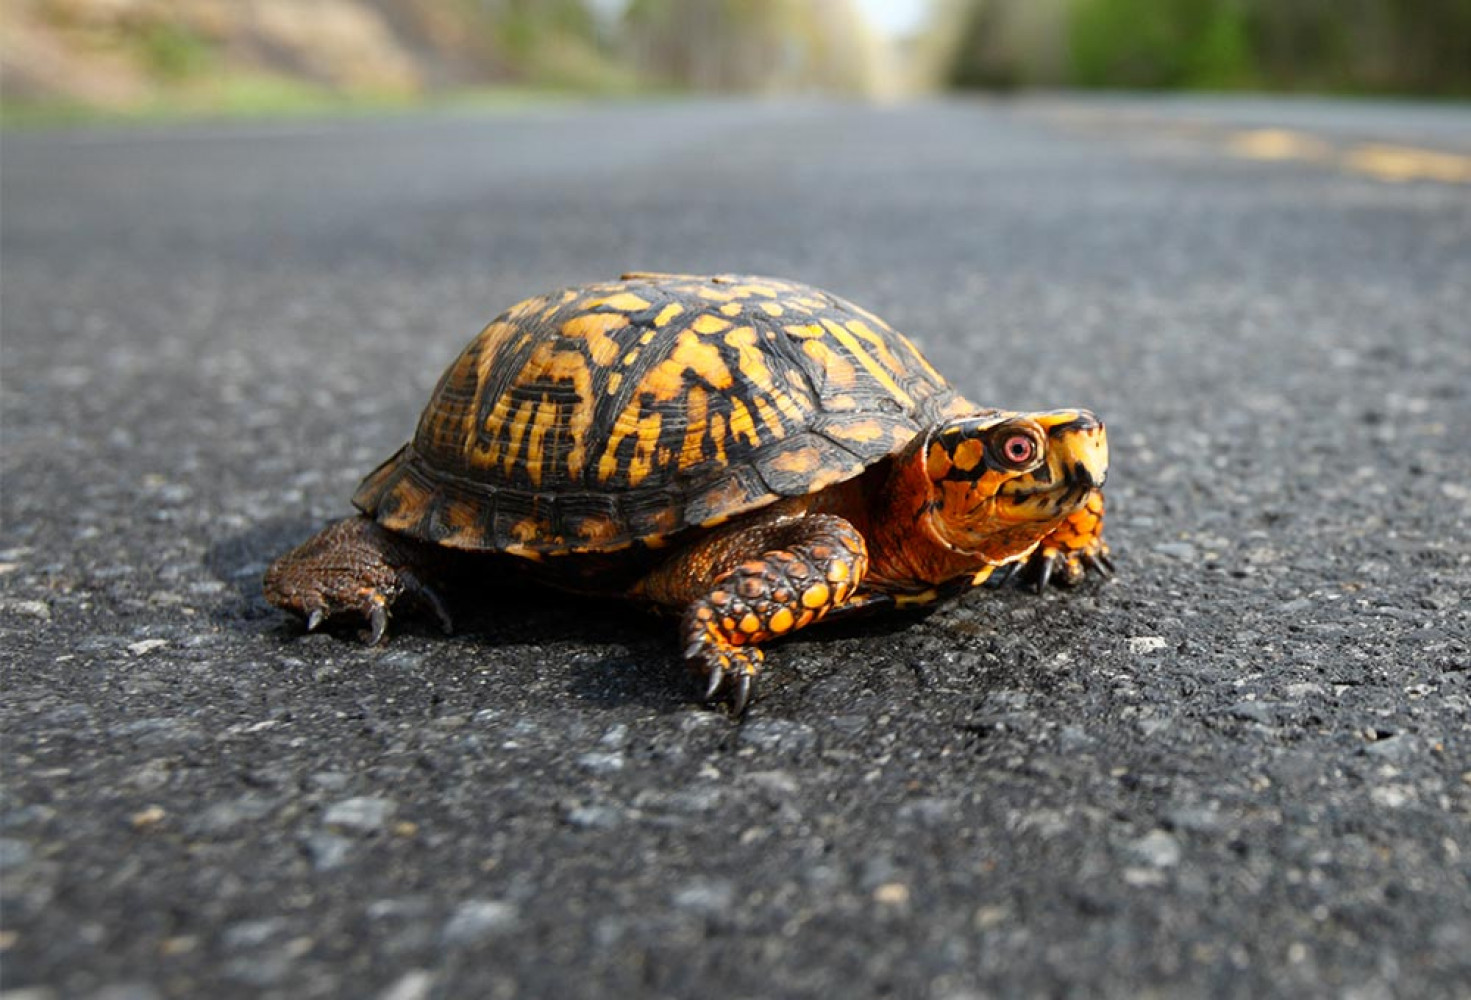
[203,514,317,631]
[204,516,692,707]
[205,515,662,640]
[203,517,952,713]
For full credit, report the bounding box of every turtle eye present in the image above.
[998,433,1038,468]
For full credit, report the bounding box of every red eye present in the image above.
[1000,434,1037,467]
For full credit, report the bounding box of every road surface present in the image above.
[3,96,1469,999]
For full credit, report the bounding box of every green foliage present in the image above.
[1068,0,1255,89]
[496,0,598,60]
[946,0,1471,95]
[137,21,215,81]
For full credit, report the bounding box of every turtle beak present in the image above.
[1037,409,1108,495]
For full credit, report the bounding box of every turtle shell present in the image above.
[353,273,972,556]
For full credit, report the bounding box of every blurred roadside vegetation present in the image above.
[942,0,1471,96]
[0,0,889,124]
[2,0,1467,125]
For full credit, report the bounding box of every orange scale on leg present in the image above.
[801,583,831,610]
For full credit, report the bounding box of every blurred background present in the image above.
[3,0,1469,122]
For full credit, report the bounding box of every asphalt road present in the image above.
[2,96,1469,1000]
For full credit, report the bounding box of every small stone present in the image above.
[307,771,352,792]
[564,804,623,830]
[380,650,424,671]
[442,900,518,945]
[222,918,286,951]
[1060,725,1097,750]
[1153,542,1197,562]
[973,904,1009,929]
[367,897,435,921]
[576,751,625,775]
[378,970,436,1000]
[1363,735,1419,762]
[0,837,33,867]
[160,936,197,956]
[324,797,396,832]
[897,797,953,827]
[1226,701,1278,724]
[1127,636,1168,655]
[744,770,799,795]
[304,832,354,871]
[8,599,51,622]
[197,795,277,834]
[130,806,166,829]
[1127,829,1182,868]
[1137,715,1173,737]
[1369,785,1415,809]
[636,786,721,816]
[671,878,735,916]
[872,882,911,906]
[1122,867,1167,887]
[598,724,630,749]
[1166,805,1226,834]
[126,639,168,656]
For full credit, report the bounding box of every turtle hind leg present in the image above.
[654,513,869,717]
[263,516,453,644]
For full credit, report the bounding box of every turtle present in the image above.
[263,273,1111,715]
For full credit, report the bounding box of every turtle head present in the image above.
[918,409,1107,562]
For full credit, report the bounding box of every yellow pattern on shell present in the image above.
[354,272,961,554]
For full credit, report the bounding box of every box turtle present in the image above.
[264,273,1111,715]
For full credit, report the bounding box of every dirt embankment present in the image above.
[0,0,506,109]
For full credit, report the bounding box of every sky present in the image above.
[585,0,934,40]
[853,0,931,38]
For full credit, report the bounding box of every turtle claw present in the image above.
[704,664,727,702]
[1033,555,1055,594]
[698,654,760,718]
[731,672,754,718]
[682,617,763,718]
[306,608,326,632]
[1026,543,1113,592]
[697,661,756,718]
[367,600,389,646]
[994,562,1023,587]
[1081,551,1114,578]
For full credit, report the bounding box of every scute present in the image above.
[353,273,962,554]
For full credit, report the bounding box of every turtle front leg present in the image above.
[1026,488,1114,591]
[263,516,452,644]
[641,513,869,716]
